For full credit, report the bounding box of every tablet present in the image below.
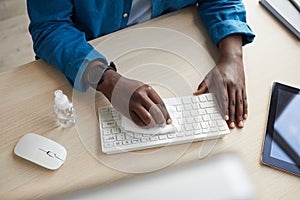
[262,82,300,176]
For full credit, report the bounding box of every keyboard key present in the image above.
[191,96,200,103]
[194,116,203,123]
[132,139,140,144]
[209,121,217,127]
[201,122,209,129]
[112,127,121,134]
[217,120,225,126]
[202,115,211,121]
[116,134,125,141]
[103,121,116,128]
[184,104,192,110]
[150,136,159,141]
[104,135,116,142]
[176,105,183,111]
[164,98,181,106]
[193,123,201,130]
[159,135,168,140]
[114,141,122,146]
[184,124,193,131]
[182,97,192,104]
[206,107,219,114]
[198,109,206,115]
[176,132,185,137]
[192,104,199,109]
[183,111,190,117]
[185,131,193,136]
[103,129,111,135]
[199,95,207,102]
[200,102,215,108]
[194,130,202,135]
[211,127,218,132]
[211,114,222,120]
[191,110,198,116]
[167,133,176,139]
[123,140,131,145]
[141,138,149,142]
[186,117,194,124]
[104,143,114,148]
[202,128,209,133]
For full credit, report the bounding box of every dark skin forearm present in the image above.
[194,34,247,129]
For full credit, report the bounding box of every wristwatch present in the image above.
[87,61,117,89]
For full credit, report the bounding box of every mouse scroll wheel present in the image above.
[47,151,56,158]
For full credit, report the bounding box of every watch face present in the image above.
[87,65,105,85]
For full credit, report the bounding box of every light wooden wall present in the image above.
[0,0,34,72]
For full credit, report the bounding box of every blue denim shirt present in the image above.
[27,0,255,91]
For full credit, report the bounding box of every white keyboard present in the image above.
[98,93,230,154]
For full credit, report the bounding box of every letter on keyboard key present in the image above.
[104,135,116,142]
[123,140,131,145]
[114,141,122,146]
[116,134,125,141]
[103,121,116,128]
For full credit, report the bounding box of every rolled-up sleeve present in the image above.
[198,0,255,46]
[27,0,106,91]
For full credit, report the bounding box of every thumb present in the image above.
[193,79,209,95]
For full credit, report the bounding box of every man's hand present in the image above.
[194,35,247,129]
[96,69,171,127]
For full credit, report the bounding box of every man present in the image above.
[27,0,255,129]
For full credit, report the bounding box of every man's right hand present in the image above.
[97,69,171,127]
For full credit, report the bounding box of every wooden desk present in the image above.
[1,1,300,199]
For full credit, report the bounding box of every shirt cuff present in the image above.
[74,49,107,92]
[207,20,255,47]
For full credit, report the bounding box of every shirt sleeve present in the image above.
[197,0,255,47]
[27,0,106,92]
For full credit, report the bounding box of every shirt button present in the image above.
[123,13,128,18]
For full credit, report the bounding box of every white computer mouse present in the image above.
[14,133,67,170]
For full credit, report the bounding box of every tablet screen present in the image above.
[262,82,300,176]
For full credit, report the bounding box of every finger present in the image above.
[130,111,147,127]
[221,92,230,121]
[132,105,155,127]
[193,79,209,95]
[142,96,166,126]
[147,87,171,124]
[242,90,248,119]
[228,87,236,129]
[236,90,244,128]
